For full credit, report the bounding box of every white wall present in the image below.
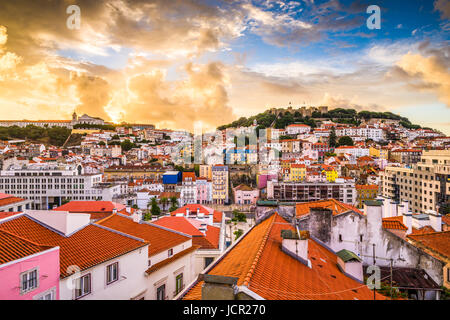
[60,245,149,300]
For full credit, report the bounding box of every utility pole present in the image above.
[390,259,393,299]
[372,243,376,300]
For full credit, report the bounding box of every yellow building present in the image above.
[199,165,212,180]
[322,168,338,182]
[289,164,306,182]
[355,185,378,208]
[369,147,380,158]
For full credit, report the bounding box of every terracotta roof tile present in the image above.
[296,199,363,218]
[382,218,407,230]
[0,230,55,265]
[0,215,147,278]
[53,201,126,213]
[97,214,190,256]
[182,213,385,300]
[408,231,450,259]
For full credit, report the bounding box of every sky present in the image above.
[0,0,449,134]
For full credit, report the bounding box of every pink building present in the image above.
[0,230,60,300]
[196,178,212,204]
[233,184,259,205]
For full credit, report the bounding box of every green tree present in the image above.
[231,210,247,222]
[329,127,337,147]
[98,141,106,146]
[338,136,354,146]
[234,229,244,240]
[143,212,152,221]
[121,139,135,151]
[160,197,169,211]
[169,196,178,212]
[149,197,161,216]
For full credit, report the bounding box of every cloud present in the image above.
[396,53,450,107]
[434,0,450,19]
[105,61,235,131]
[320,93,385,111]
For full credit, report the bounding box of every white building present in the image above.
[0,163,120,209]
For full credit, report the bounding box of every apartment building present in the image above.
[0,163,120,209]
[211,165,229,204]
[390,149,422,166]
[267,179,356,204]
[380,150,450,214]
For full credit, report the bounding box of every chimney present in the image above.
[403,210,412,235]
[201,274,238,300]
[427,210,442,232]
[132,210,142,223]
[186,208,189,216]
[364,200,383,234]
[336,249,363,282]
[197,207,200,214]
[280,229,312,268]
[390,201,398,218]
[27,210,90,236]
[308,207,332,244]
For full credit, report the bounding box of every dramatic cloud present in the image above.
[396,53,450,108]
[0,1,448,134]
[105,61,235,131]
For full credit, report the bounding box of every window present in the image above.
[204,257,214,269]
[339,234,343,242]
[21,268,39,294]
[35,288,56,300]
[168,249,173,257]
[74,274,91,299]
[175,273,184,295]
[157,284,166,300]
[106,262,119,285]
[360,235,363,242]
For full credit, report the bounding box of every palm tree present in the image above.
[169,196,178,212]
[160,197,169,211]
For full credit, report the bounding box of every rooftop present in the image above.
[182,213,385,300]
[0,215,147,278]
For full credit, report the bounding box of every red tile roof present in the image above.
[0,215,147,278]
[0,212,22,220]
[0,196,26,207]
[408,231,450,260]
[382,217,407,231]
[171,204,223,223]
[411,226,436,235]
[0,230,55,265]
[296,199,363,218]
[182,213,385,300]
[54,201,126,213]
[97,214,191,256]
[153,216,204,236]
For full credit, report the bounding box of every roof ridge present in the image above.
[243,213,276,287]
[95,212,116,224]
[0,228,54,249]
[408,230,450,237]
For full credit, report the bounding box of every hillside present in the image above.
[217,108,427,131]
